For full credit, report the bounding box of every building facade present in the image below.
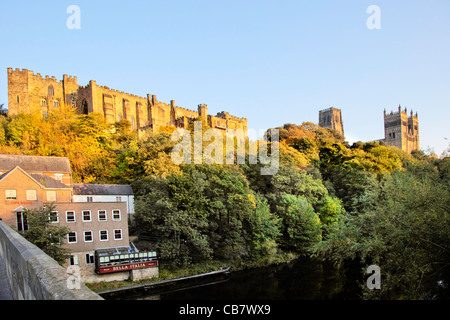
[318,107,344,137]
[7,67,248,133]
[384,106,419,153]
[0,154,156,283]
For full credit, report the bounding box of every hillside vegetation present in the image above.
[1,105,448,299]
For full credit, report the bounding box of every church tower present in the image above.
[384,106,419,153]
[319,107,344,137]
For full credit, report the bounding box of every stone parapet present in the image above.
[0,221,102,300]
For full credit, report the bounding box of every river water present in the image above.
[135,257,363,300]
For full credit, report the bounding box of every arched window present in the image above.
[81,99,88,114]
[48,85,54,96]
[131,116,136,130]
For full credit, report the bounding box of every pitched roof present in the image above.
[29,173,69,189]
[0,166,71,189]
[0,154,71,173]
[73,184,134,196]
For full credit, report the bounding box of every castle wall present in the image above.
[148,95,173,129]
[7,68,247,133]
[7,69,67,116]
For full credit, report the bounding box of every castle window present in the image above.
[48,85,54,96]
[81,100,88,114]
[131,116,136,130]
[118,113,122,121]
[392,132,396,139]
[41,99,46,106]
[53,100,59,107]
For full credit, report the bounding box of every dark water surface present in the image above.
[135,257,363,300]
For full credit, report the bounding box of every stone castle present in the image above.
[318,106,419,153]
[6,68,248,132]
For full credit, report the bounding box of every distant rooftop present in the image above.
[0,154,71,173]
[73,184,134,196]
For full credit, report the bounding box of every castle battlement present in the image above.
[7,67,248,133]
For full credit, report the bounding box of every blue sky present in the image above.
[0,0,449,155]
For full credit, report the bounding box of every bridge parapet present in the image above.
[0,221,102,300]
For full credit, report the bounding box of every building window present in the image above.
[131,116,136,130]
[48,85,54,96]
[99,230,108,241]
[116,196,122,202]
[98,210,107,221]
[49,211,59,223]
[46,191,57,201]
[17,95,19,103]
[87,196,93,202]
[392,132,396,139]
[41,99,47,106]
[53,100,59,107]
[84,231,93,242]
[5,190,17,200]
[82,210,91,222]
[26,190,37,201]
[68,232,77,243]
[69,255,79,265]
[114,229,122,240]
[66,211,76,222]
[54,174,63,182]
[42,111,48,119]
[112,209,121,221]
[86,254,94,264]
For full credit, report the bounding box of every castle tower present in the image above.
[198,104,208,121]
[384,106,419,153]
[318,107,344,136]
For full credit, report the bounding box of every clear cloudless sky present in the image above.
[0,0,449,154]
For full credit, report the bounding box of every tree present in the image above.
[23,204,71,264]
[276,194,322,252]
[313,166,450,299]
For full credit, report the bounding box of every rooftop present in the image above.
[73,184,134,196]
[0,154,71,173]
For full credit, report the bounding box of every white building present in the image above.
[72,184,135,216]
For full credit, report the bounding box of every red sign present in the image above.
[98,261,158,274]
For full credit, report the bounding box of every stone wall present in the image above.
[0,221,102,300]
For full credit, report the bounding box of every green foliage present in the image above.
[1,110,447,299]
[23,204,71,264]
[276,194,322,252]
[312,166,450,299]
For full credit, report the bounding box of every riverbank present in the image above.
[86,251,299,293]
